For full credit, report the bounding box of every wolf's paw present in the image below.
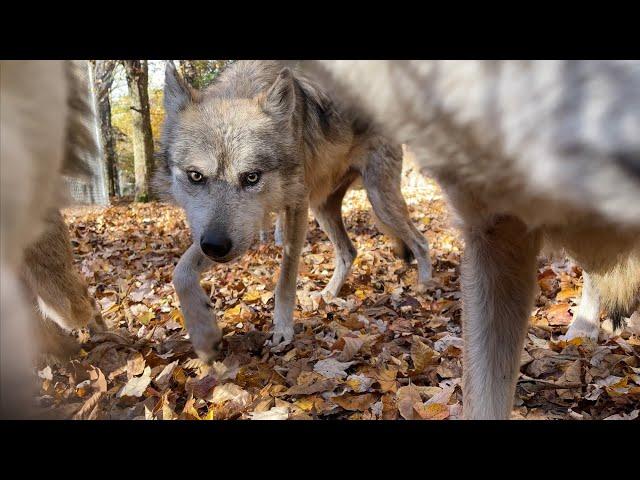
[563,319,599,342]
[414,282,428,294]
[415,276,438,294]
[320,286,339,300]
[184,308,223,363]
[271,324,294,347]
[191,331,223,364]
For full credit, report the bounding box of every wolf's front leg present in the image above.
[272,201,309,345]
[564,272,601,341]
[461,215,541,419]
[274,213,284,247]
[173,243,221,363]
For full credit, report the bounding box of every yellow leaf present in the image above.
[170,309,184,328]
[243,290,262,302]
[202,410,215,420]
[568,337,584,346]
[414,402,450,420]
[295,397,316,412]
[354,289,367,300]
[223,304,243,320]
[138,311,155,325]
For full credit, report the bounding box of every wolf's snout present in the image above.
[200,232,232,260]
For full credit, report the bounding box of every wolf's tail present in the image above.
[591,251,640,330]
[371,211,414,263]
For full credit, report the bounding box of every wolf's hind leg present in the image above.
[362,144,432,290]
[461,214,541,419]
[173,243,221,363]
[22,209,102,333]
[564,272,601,341]
[312,174,358,298]
[259,211,272,244]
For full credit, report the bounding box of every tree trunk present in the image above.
[178,60,199,88]
[123,60,155,202]
[91,60,119,197]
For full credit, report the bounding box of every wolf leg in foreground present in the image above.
[157,60,432,360]
[299,60,640,419]
[0,60,97,418]
[23,208,104,357]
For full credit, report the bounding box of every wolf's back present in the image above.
[299,60,640,229]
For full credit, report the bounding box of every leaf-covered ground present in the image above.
[35,179,640,420]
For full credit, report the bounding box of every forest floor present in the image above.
[35,179,639,420]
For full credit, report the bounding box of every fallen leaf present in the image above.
[414,402,450,420]
[313,358,354,380]
[250,406,289,420]
[397,385,422,420]
[118,366,151,398]
[332,393,376,412]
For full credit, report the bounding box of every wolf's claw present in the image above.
[271,325,294,346]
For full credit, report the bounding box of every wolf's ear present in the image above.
[262,68,296,119]
[164,61,193,115]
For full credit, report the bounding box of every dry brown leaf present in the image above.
[411,337,440,373]
[414,402,450,420]
[331,393,377,412]
[396,385,422,420]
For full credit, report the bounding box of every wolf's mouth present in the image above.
[201,247,246,265]
[209,255,236,264]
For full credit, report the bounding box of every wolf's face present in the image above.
[159,64,304,262]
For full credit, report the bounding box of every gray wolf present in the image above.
[0,60,100,418]
[156,60,433,362]
[296,60,640,419]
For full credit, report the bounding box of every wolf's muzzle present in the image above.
[200,232,232,260]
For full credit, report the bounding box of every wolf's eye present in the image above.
[241,171,261,187]
[188,170,204,184]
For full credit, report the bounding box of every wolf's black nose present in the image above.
[200,232,232,259]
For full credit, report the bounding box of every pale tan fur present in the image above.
[23,208,104,345]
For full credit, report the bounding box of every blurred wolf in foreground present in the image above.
[157,60,432,362]
[298,60,640,419]
[0,60,102,418]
